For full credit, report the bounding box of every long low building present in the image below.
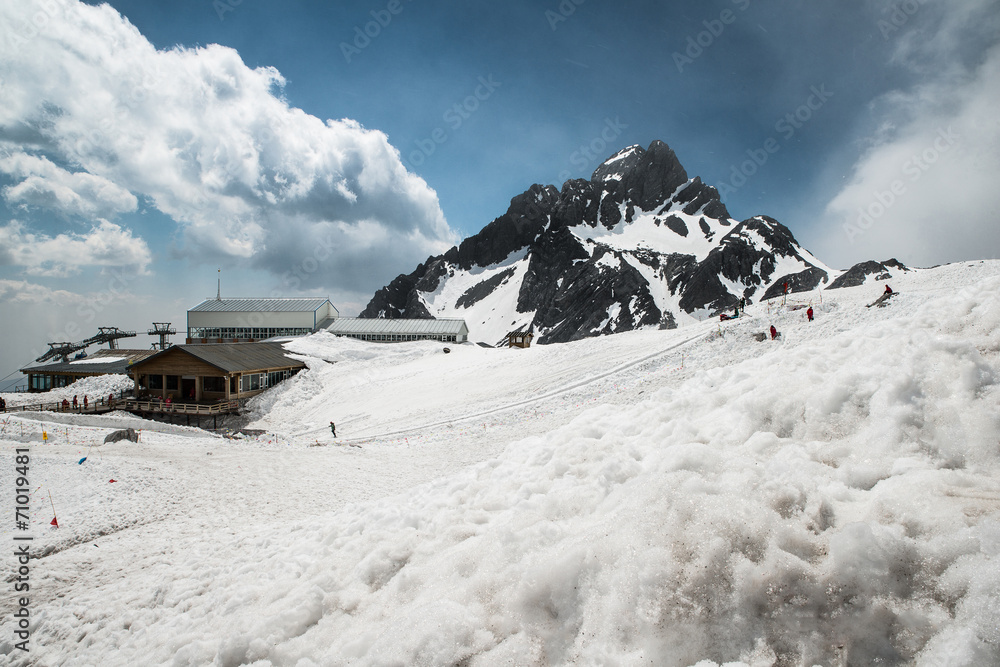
[186,297,339,344]
[325,317,469,343]
[128,342,306,401]
[21,349,158,392]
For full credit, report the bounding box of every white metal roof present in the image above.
[189,298,332,313]
[325,317,469,336]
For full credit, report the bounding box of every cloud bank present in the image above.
[816,0,1000,267]
[0,219,152,277]
[0,0,456,292]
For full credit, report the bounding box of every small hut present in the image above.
[507,331,533,349]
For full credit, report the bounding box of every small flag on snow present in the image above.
[50,516,58,527]
[78,457,87,465]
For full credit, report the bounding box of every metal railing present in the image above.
[0,392,240,416]
[1,390,130,414]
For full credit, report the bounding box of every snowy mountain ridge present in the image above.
[363,140,836,344]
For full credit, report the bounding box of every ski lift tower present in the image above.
[35,341,89,364]
[148,322,176,351]
[84,326,137,350]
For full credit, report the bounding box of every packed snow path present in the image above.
[2,260,999,666]
[282,328,711,444]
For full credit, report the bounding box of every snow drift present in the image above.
[1,261,999,666]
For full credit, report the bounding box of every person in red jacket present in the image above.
[770,325,778,340]
[884,284,893,295]
[807,306,814,322]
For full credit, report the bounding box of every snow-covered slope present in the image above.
[363,141,836,345]
[2,260,999,666]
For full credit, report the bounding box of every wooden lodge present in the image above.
[128,342,305,403]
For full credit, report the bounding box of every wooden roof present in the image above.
[129,342,305,374]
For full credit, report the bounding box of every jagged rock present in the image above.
[760,267,830,301]
[361,140,830,344]
[828,259,909,290]
[104,428,138,443]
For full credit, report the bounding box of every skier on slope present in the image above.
[807,306,814,322]
[330,422,337,438]
[884,284,893,295]
[770,325,779,340]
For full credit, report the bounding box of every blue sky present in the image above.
[1,0,998,388]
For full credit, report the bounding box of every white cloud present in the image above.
[0,279,79,305]
[0,151,138,218]
[816,3,1000,268]
[0,0,456,292]
[0,219,153,277]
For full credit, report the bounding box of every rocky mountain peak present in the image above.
[362,140,832,344]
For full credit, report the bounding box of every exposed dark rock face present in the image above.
[362,140,832,343]
[104,428,138,444]
[760,267,830,301]
[827,259,909,290]
[456,267,516,309]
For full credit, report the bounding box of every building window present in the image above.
[203,376,226,393]
[166,375,179,390]
[149,375,164,390]
[30,374,52,391]
[240,373,264,392]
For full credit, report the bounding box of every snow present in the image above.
[2,260,1000,666]
[69,356,126,364]
[1,374,134,408]
[422,250,535,345]
[572,208,729,263]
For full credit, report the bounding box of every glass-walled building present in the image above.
[186,297,339,344]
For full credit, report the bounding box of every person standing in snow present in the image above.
[330,422,337,437]
[770,325,778,340]
[83,395,88,410]
[807,306,814,322]
[72,395,78,409]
